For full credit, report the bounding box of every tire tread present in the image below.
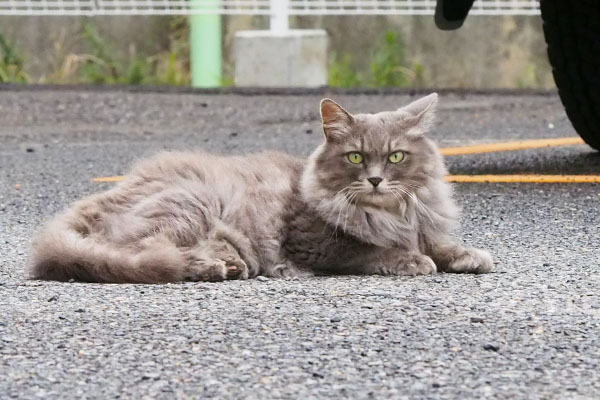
[540,0,600,150]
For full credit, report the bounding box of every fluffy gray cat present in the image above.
[30,94,493,283]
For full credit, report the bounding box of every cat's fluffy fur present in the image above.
[30,94,493,283]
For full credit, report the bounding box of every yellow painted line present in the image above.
[92,174,600,184]
[92,176,124,182]
[447,175,600,183]
[440,137,584,156]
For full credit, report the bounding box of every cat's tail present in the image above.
[29,218,187,283]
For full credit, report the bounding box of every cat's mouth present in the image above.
[367,186,390,196]
[358,189,399,209]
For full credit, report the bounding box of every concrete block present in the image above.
[234,30,329,88]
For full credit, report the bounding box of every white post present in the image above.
[270,0,289,33]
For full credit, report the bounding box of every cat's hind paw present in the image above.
[182,252,249,282]
[446,247,493,274]
[182,237,250,282]
[182,257,228,282]
[223,256,249,279]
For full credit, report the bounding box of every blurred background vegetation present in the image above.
[0,15,553,88]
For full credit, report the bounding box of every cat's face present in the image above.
[306,94,443,210]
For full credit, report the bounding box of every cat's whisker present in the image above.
[324,187,353,241]
[342,190,362,230]
[394,185,421,209]
[349,191,367,240]
[402,187,435,225]
[387,186,403,200]
[392,187,421,220]
[320,187,349,220]
[344,191,364,240]
[323,200,347,239]
[343,191,360,233]
[333,196,348,241]
[401,182,424,193]
[341,196,351,233]
[388,189,406,212]
[391,186,410,199]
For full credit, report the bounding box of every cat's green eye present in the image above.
[348,152,364,164]
[388,151,405,164]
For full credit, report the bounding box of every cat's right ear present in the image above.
[320,98,354,141]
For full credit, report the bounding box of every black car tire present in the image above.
[540,0,600,150]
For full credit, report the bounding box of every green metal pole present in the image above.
[190,0,222,88]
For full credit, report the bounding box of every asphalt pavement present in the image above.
[1,88,599,399]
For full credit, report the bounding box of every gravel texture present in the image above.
[1,88,599,399]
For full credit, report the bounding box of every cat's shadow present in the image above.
[446,147,600,175]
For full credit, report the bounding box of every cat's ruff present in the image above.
[29,94,493,283]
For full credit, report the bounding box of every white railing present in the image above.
[0,0,540,16]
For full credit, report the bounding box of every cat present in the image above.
[29,93,493,283]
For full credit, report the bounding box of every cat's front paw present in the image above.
[380,254,437,276]
[446,247,493,274]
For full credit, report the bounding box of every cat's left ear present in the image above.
[398,93,438,135]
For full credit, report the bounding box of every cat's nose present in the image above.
[367,177,383,187]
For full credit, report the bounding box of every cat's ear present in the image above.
[320,98,354,141]
[398,93,438,135]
